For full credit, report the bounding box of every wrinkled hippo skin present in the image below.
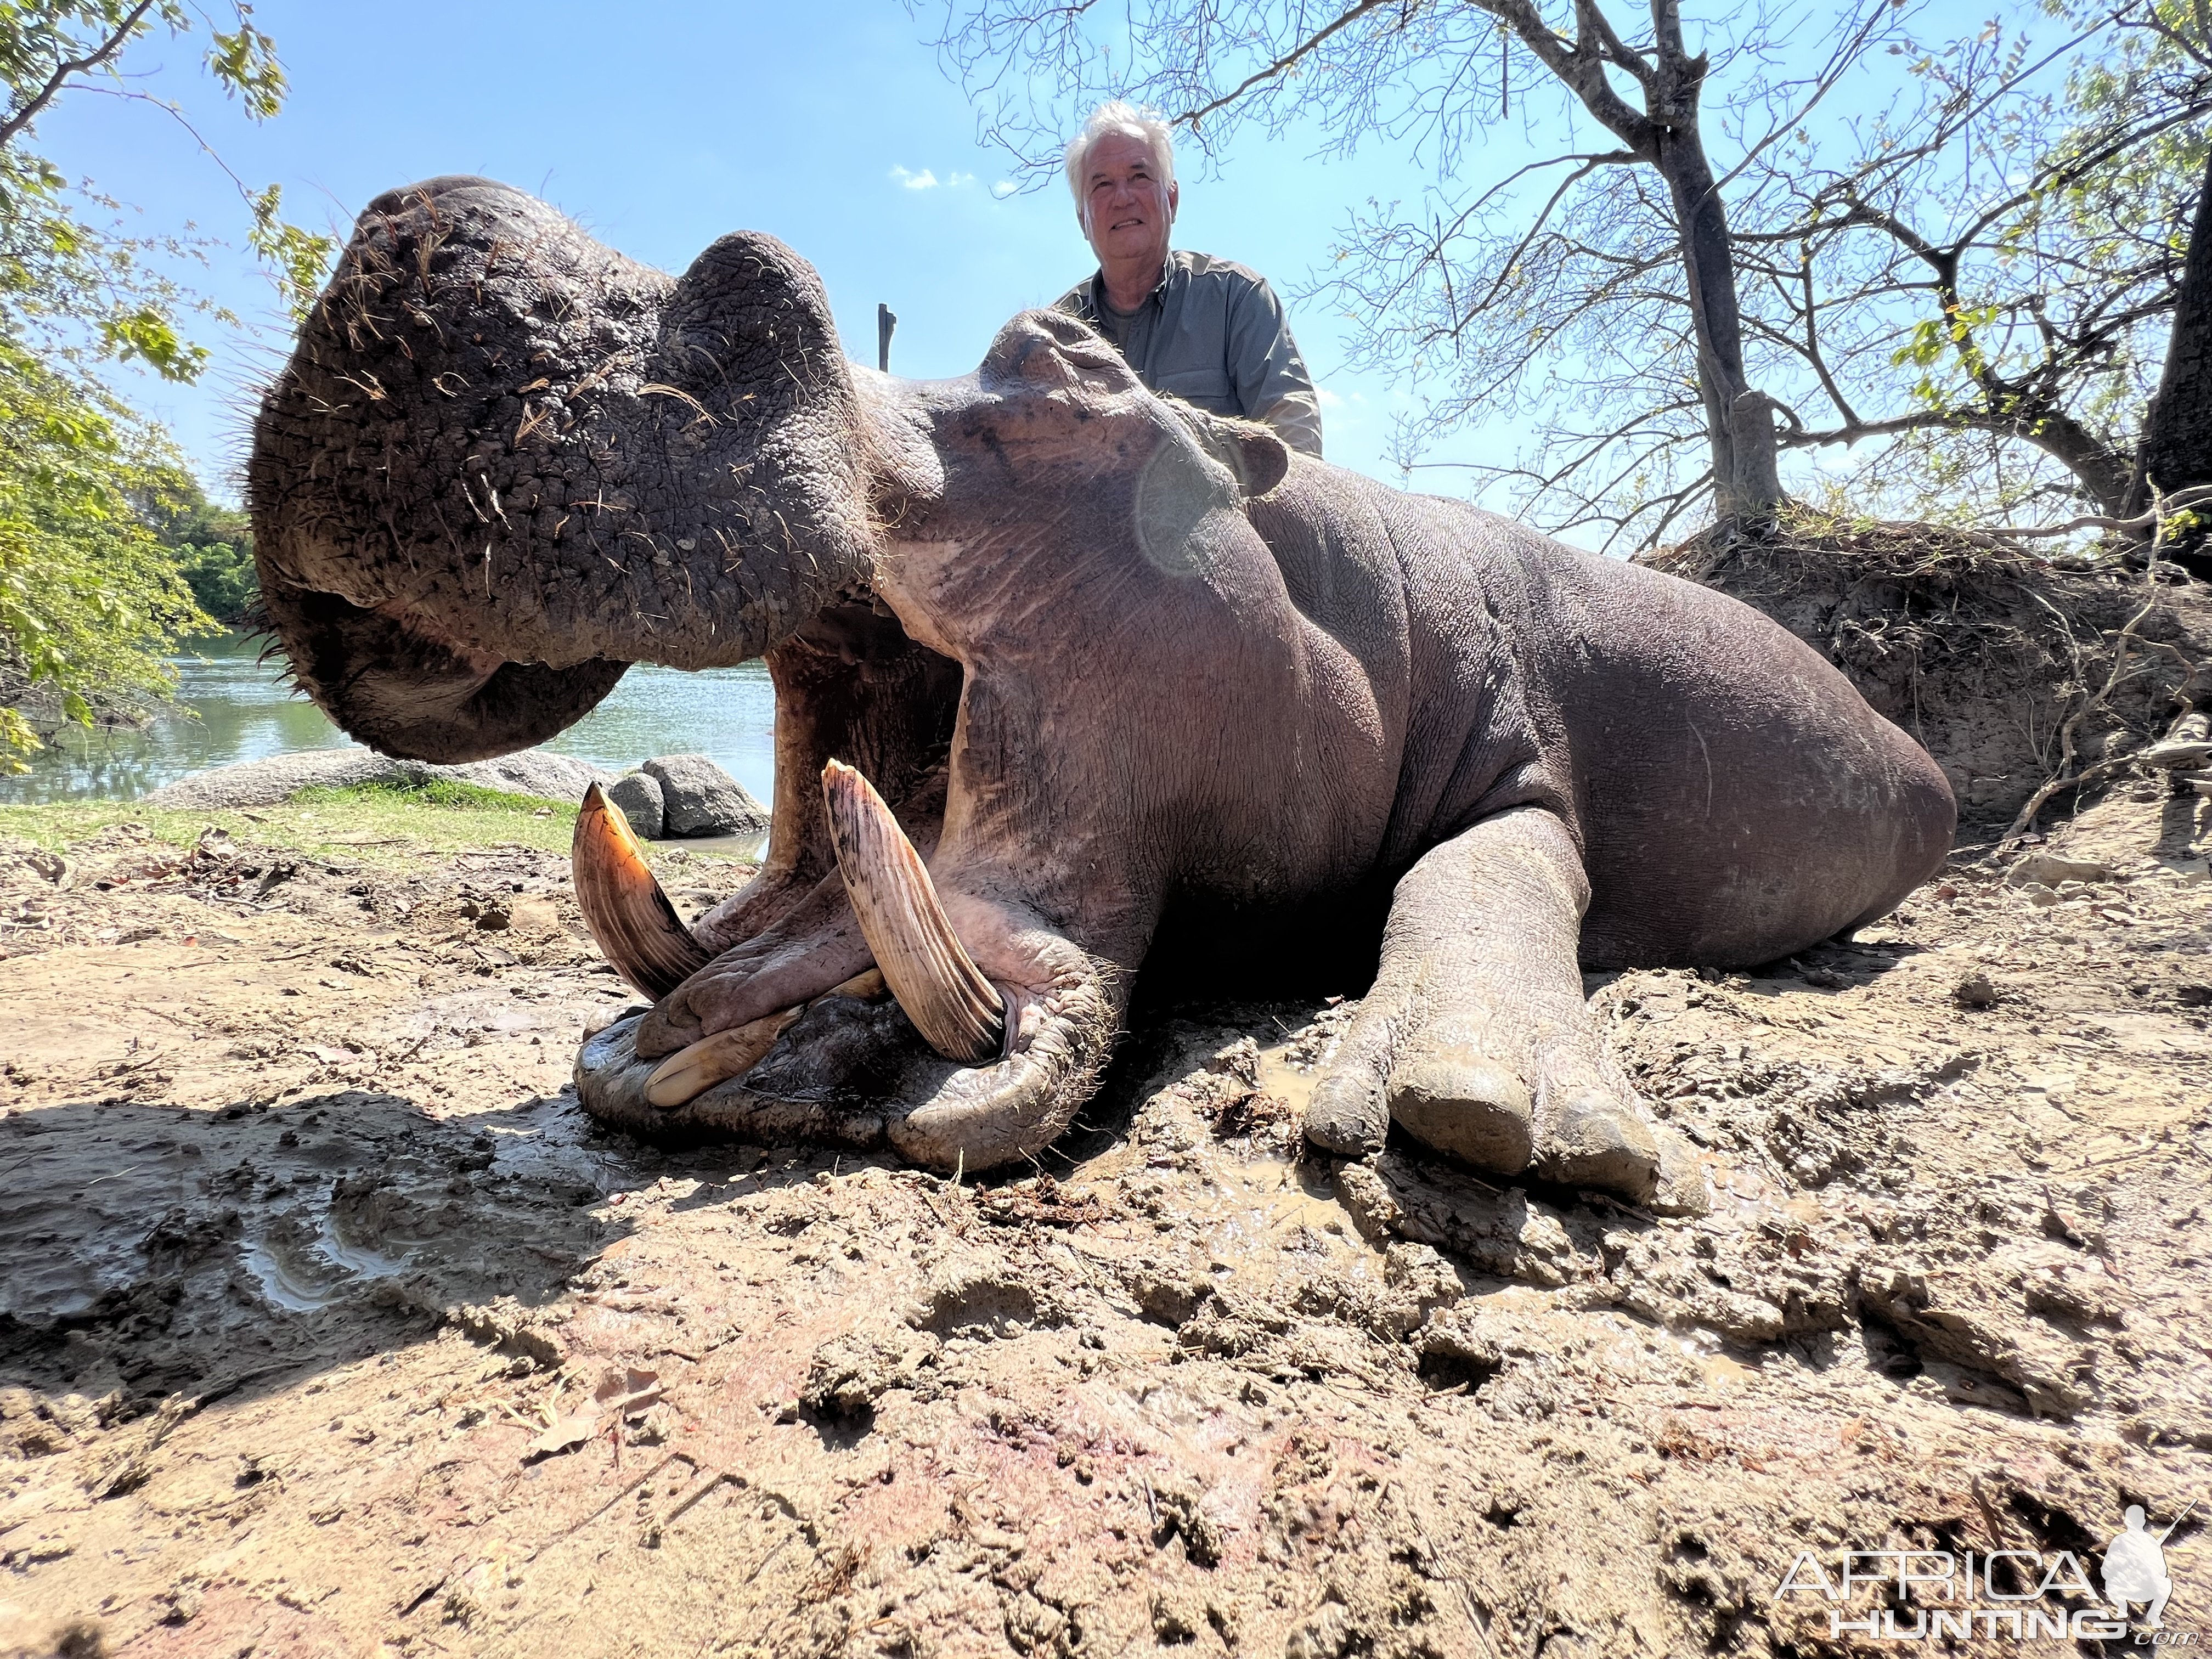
[248,177,1954,1200]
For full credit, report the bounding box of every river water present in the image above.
[0,633,779,806]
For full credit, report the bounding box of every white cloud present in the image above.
[992,180,1018,199]
[890,167,985,193]
[1317,386,1344,409]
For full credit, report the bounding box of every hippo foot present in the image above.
[1301,805,1661,1204]
[1308,1012,1660,1204]
[1530,1087,1660,1200]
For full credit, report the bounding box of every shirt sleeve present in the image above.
[1223,273,1325,458]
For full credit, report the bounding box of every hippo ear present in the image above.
[1171,406,1290,499]
[1215,419,1290,499]
[654,229,851,411]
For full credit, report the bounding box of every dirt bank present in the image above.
[1,781,2208,1657]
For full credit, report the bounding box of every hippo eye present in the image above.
[1056,338,1125,379]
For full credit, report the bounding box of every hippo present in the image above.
[247,178,1955,1202]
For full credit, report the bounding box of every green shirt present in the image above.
[1055,250,1325,458]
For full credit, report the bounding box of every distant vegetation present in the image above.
[0,2,331,770]
[136,475,258,630]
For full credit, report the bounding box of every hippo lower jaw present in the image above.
[565,606,1126,1174]
[568,924,1120,1176]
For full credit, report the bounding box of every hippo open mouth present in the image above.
[249,177,1954,1198]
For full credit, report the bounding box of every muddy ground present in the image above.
[0,782,2208,1658]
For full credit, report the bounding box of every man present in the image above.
[1054,101,1325,458]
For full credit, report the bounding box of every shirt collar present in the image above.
[1090,251,1181,315]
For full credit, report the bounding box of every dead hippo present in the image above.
[247,178,1955,1202]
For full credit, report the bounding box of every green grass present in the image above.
[0,774,583,865]
[293,776,574,816]
[1,773,766,871]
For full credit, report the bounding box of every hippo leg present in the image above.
[1305,805,1659,1201]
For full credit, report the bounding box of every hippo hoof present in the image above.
[1533,1090,1660,1203]
[1385,1049,1537,1177]
[1303,1070,1389,1158]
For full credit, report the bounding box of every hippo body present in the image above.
[1197,472,1943,970]
[250,178,1953,1200]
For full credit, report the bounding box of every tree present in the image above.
[0,2,332,766]
[136,471,255,626]
[1736,2,2212,532]
[2120,5,2212,567]
[0,334,204,758]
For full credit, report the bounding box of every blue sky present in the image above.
[37,1,1484,500]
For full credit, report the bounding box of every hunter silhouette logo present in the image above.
[2103,1502,2192,1632]
[1771,1499,2195,1642]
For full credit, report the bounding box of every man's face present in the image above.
[1079,131,1177,272]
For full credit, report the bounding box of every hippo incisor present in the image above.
[248,178,1954,1202]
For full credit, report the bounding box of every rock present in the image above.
[140,746,610,811]
[2140,710,2210,771]
[1953,971,1999,1009]
[641,753,769,837]
[2141,738,2212,769]
[606,771,665,840]
[2006,851,2109,888]
[432,751,608,803]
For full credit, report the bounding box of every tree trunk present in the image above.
[2128,142,2212,574]
[1657,134,1785,523]
[2010,403,2131,517]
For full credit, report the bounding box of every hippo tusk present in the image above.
[821,759,1006,1064]
[645,1006,805,1108]
[643,970,885,1109]
[572,782,712,1000]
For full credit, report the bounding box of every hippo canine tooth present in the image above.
[645,1006,805,1109]
[572,782,712,1000]
[821,759,1006,1064]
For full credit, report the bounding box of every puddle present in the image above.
[241,1207,414,1312]
[1253,1042,1321,1117]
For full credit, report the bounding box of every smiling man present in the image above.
[1053,102,1325,458]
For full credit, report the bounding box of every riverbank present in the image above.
[0,632,778,809]
[0,783,2206,1655]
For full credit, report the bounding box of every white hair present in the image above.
[1064,101,1177,205]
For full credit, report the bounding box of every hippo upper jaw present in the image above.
[249,176,883,760]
